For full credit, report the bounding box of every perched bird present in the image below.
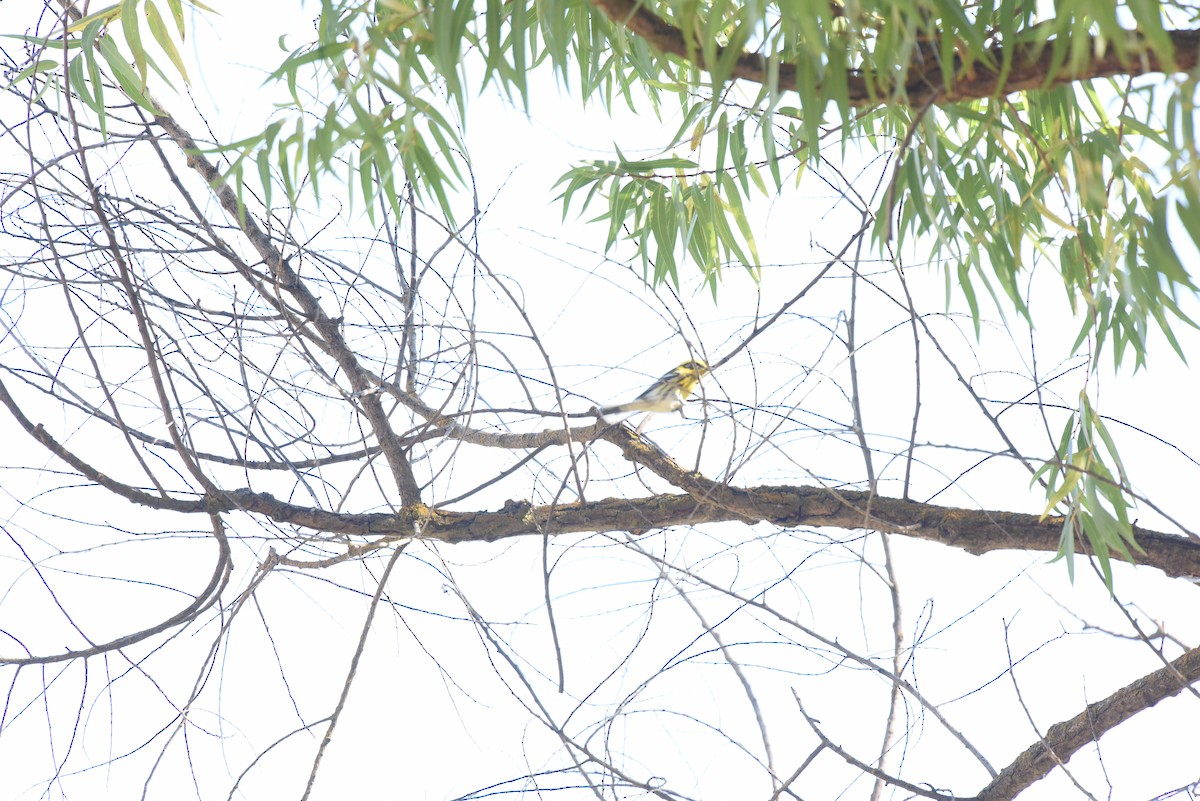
[598,360,710,423]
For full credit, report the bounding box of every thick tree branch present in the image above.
[211,482,1200,585]
[976,645,1200,801]
[590,0,1200,106]
[317,486,1200,580]
[4,373,1197,576]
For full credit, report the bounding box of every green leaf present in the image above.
[167,0,186,37]
[256,147,275,210]
[83,21,108,137]
[1053,514,1077,583]
[616,157,701,172]
[121,0,148,86]
[146,1,189,82]
[68,3,122,33]
[68,55,98,112]
[1125,0,1175,70]
[267,41,352,85]
[1040,456,1083,520]
[9,58,57,86]
[98,35,159,112]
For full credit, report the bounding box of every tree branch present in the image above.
[0,514,232,666]
[589,0,1200,107]
[211,484,1200,583]
[5,375,1196,576]
[977,645,1200,801]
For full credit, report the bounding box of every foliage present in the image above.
[27,1,1199,358]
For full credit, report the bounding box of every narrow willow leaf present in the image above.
[267,41,352,84]
[67,55,98,111]
[146,1,189,81]
[256,146,273,210]
[121,0,148,86]
[1055,515,1077,582]
[9,58,57,85]
[1125,0,1174,69]
[167,0,185,37]
[1040,459,1083,519]
[97,35,159,112]
[68,4,122,34]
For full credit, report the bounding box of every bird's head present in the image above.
[673,360,709,395]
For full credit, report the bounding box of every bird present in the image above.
[598,360,710,424]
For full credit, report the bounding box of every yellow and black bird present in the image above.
[598,360,710,423]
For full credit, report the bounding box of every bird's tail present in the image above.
[597,403,637,424]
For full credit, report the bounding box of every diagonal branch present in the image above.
[53,0,423,506]
[977,645,1200,801]
[151,114,424,506]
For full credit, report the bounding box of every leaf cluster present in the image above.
[5,0,207,134]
